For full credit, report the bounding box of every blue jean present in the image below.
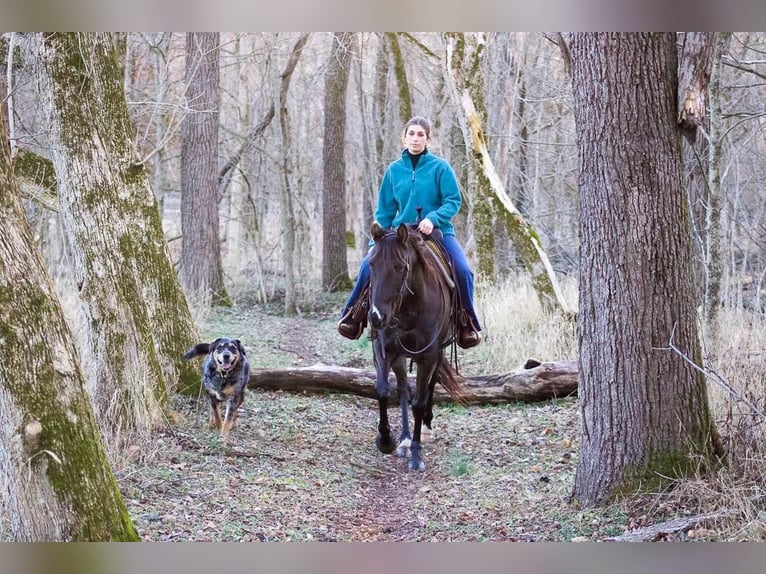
[341,234,482,331]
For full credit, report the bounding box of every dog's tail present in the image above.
[182,343,212,360]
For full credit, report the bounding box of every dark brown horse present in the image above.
[367,221,462,471]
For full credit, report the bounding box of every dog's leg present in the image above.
[220,401,234,443]
[208,394,222,430]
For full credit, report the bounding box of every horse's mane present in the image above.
[373,227,443,284]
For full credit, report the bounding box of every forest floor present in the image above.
[117,294,732,542]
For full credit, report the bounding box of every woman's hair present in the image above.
[402,116,431,140]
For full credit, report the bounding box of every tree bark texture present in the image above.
[0,111,139,542]
[248,360,577,405]
[32,33,200,446]
[180,32,229,305]
[322,32,354,291]
[567,33,721,506]
[677,32,717,143]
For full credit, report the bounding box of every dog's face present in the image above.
[210,338,244,375]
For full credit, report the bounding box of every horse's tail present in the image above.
[436,355,465,405]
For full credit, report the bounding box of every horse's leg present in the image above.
[408,354,439,471]
[392,357,411,458]
[373,335,396,454]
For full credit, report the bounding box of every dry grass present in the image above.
[473,274,578,372]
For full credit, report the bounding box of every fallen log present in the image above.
[248,359,577,405]
[604,510,736,542]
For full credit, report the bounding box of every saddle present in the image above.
[420,231,455,291]
[344,227,477,351]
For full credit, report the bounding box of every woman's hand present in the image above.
[418,217,434,235]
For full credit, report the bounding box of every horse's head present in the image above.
[368,222,414,330]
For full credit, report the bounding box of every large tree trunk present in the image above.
[31,33,200,448]
[180,32,230,306]
[322,32,354,292]
[443,32,574,316]
[566,33,722,506]
[0,111,139,542]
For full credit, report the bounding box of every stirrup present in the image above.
[337,310,364,340]
[457,327,481,349]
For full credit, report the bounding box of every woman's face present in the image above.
[404,124,428,155]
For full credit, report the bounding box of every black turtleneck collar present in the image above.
[406,148,428,170]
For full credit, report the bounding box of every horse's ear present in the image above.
[371,221,385,241]
[396,223,409,245]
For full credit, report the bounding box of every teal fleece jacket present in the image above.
[375,149,462,237]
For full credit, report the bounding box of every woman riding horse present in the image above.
[337,116,482,349]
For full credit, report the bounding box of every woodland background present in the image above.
[2,32,766,541]
[8,32,766,310]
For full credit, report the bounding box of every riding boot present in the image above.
[337,284,369,340]
[457,309,481,349]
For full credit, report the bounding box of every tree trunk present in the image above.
[31,33,200,446]
[677,32,718,144]
[353,35,377,260]
[248,360,577,405]
[702,33,732,338]
[566,33,722,506]
[0,111,139,542]
[180,32,230,306]
[273,39,297,315]
[444,32,575,316]
[386,33,412,124]
[322,32,354,292]
[366,36,391,253]
[223,34,251,275]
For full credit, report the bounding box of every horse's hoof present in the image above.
[376,433,397,454]
[408,459,426,472]
[396,438,411,458]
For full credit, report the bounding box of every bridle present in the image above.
[390,252,413,320]
[373,231,445,356]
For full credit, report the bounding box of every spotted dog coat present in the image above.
[182,338,250,442]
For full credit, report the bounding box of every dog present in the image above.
[182,338,250,443]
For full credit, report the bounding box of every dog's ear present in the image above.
[235,339,247,357]
[209,338,222,350]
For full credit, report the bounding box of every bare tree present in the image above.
[322,32,354,291]
[565,33,722,506]
[696,33,732,336]
[444,32,574,315]
[0,112,139,542]
[180,32,230,305]
[30,33,200,449]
